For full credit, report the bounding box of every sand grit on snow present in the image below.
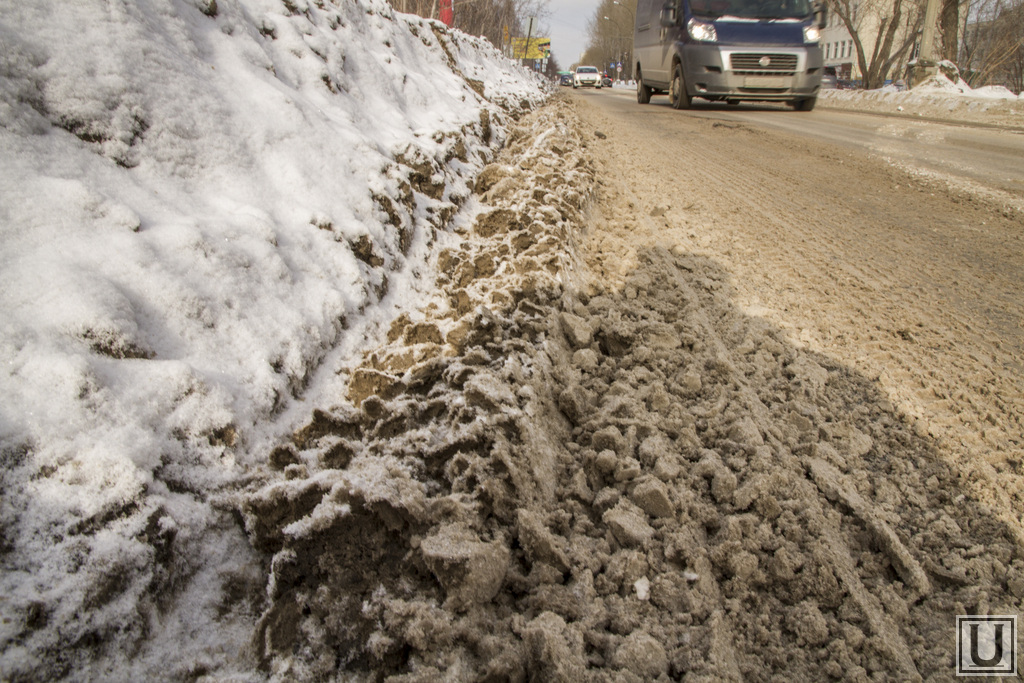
[229,81,1023,680]
[239,95,1023,680]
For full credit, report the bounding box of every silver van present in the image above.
[634,0,828,110]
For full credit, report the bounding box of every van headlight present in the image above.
[687,18,718,42]
[803,25,821,42]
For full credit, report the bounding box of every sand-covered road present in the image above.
[573,88,1024,555]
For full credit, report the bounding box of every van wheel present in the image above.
[637,70,652,104]
[670,63,692,110]
[793,96,816,111]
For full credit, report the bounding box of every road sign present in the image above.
[511,36,550,60]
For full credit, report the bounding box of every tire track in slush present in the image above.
[655,103,1024,495]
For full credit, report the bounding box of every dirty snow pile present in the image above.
[820,61,1023,126]
[0,0,545,679]
[237,95,1024,682]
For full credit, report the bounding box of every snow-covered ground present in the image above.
[0,0,544,678]
[1,0,1019,678]
[820,68,1024,127]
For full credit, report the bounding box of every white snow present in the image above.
[820,67,1023,124]
[0,0,1015,677]
[0,0,544,678]
[634,576,651,600]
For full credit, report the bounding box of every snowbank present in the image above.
[820,69,1023,127]
[0,0,544,678]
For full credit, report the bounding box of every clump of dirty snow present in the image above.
[0,0,545,680]
[237,93,597,682]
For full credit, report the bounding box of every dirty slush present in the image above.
[237,97,1023,681]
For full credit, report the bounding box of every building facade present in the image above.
[820,0,919,85]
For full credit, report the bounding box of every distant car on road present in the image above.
[602,76,614,88]
[573,66,602,89]
[560,73,572,86]
[821,66,838,89]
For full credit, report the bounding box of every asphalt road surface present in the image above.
[589,85,1024,202]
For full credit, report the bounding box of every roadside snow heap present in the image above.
[820,60,1023,125]
[0,0,544,679]
[238,94,1024,682]
[7,0,1020,681]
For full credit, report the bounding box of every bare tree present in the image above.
[390,0,550,58]
[584,0,636,75]
[458,0,549,53]
[939,0,971,61]
[960,0,1024,91]
[828,0,924,88]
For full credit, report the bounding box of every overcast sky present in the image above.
[545,0,594,67]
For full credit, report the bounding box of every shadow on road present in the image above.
[241,241,1023,680]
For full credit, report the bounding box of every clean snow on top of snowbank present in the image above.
[910,76,1021,100]
[0,0,544,678]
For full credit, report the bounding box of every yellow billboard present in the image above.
[511,37,550,59]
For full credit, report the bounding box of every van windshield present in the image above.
[688,0,813,20]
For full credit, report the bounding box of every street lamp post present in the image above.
[602,16,621,78]
[613,0,635,24]
[602,6,634,81]
[909,0,940,86]
[611,1,635,80]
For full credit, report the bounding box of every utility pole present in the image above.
[910,0,941,86]
[521,16,535,63]
[613,0,636,80]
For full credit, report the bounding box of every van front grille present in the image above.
[730,53,798,74]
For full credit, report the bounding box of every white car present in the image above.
[573,66,601,89]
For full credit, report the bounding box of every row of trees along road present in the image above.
[390,0,562,74]
[960,0,1023,92]
[584,0,638,78]
[822,0,1021,89]
[579,0,1021,92]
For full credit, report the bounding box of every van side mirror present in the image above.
[660,3,677,26]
